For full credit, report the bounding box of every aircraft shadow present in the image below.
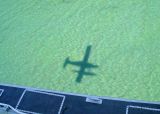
[63,45,98,83]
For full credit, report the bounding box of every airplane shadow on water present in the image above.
[63,45,98,83]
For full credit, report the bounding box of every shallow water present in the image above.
[0,0,160,102]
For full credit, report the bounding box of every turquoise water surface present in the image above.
[0,0,160,102]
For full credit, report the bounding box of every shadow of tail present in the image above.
[63,57,70,68]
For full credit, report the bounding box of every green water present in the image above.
[0,0,160,102]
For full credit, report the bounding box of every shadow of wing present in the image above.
[83,72,96,76]
[72,70,96,76]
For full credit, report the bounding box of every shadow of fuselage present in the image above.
[63,45,98,83]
